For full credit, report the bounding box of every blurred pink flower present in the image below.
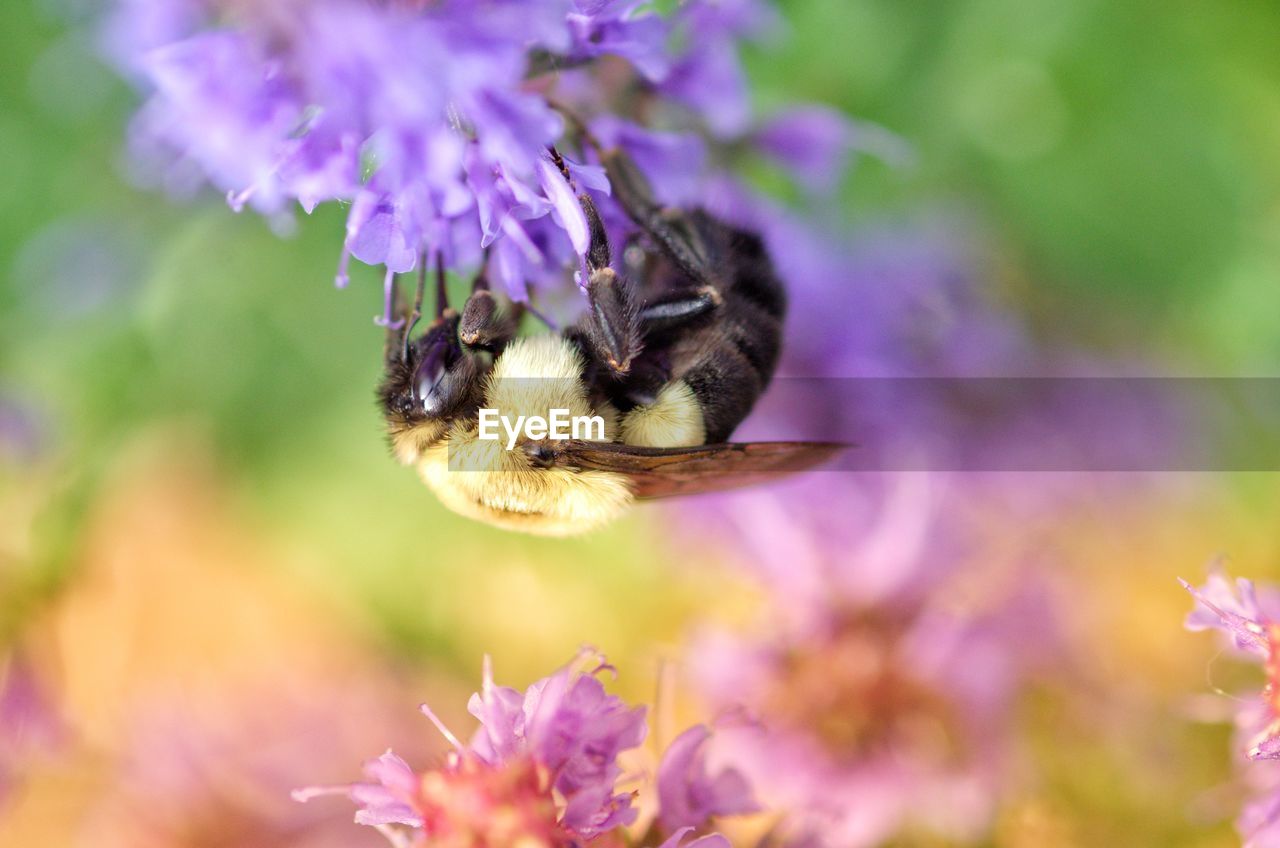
[683,474,1056,846]
[83,680,425,848]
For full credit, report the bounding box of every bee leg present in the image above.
[460,255,519,353]
[549,146,643,375]
[596,145,715,289]
[579,210,641,373]
[433,251,451,319]
[398,253,429,363]
[547,103,714,287]
[639,285,722,336]
[384,271,410,366]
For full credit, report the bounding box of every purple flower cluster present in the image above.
[464,652,646,837]
[1183,569,1280,845]
[295,651,755,848]
[104,0,866,322]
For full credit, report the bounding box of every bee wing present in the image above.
[541,440,847,499]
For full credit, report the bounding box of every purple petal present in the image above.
[568,7,671,82]
[537,156,590,256]
[467,658,527,765]
[489,235,534,301]
[560,781,637,837]
[1185,571,1264,631]
[348,207,418,272]
[1242,787,1280,848]
[679,0,779,40]
[564,155,611,194]
[663,40,752,138]
[658,725,759,831]
[590,117,707,206]
[1249,730,1280,761]
[658,828,733,848]
[350,786,423,827]
[1181,576,1271,656]
[281,124,362,214]
[754,106,853,192]
[363,749,418,795]
[684,836,733,848]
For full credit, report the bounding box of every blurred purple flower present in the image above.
[752,106,913,195]
[590,118,709,207]
[679,472,968,629]
[660,0,778,137]
[99,0,206,77]
[0,393,49,465]
[566,1,672,82]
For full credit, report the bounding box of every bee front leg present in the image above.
[459,252,519,353]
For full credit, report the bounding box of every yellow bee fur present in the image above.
[390,334,705,536]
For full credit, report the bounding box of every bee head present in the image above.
[379,310,484,431]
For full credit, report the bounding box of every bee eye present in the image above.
[413,338,451,415]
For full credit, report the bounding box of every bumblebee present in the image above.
[379,139,838,535]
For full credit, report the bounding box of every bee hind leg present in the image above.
[597,146,715,290]
[546,100,714,289]
[639,285,722,336]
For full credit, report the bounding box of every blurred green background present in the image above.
[3,0,1280,845]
